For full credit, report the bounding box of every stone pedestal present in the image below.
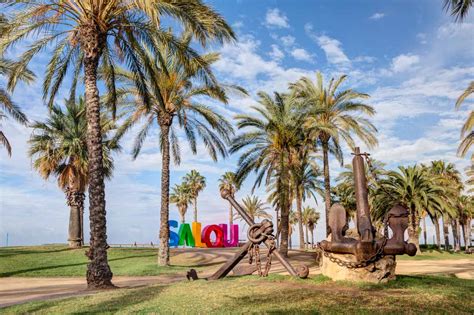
[320,253,396,283]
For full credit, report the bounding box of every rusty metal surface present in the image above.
[318,147,416,269]
[204,189,308,280]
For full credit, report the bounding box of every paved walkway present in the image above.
[1,249,472,308]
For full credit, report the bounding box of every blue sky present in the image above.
[0,0,473,246]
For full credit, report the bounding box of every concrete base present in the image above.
[321,253,397,283]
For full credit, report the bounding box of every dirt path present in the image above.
[1,249,472,308]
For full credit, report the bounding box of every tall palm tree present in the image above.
[374,165,447,253]
[236,195,272,225]
[1,0,234,287]
[291,149,323,249]
[29,98,119,248]
[231,92,303,257]
[218,172,240,227]
[113,33,240,266]
[170,183,192,223]
[0,58,33,156]
[457,195,473,250]
[455,82,474,159]
[444,0,473,21]
[290,72,378,236]
[184,170,206,222]
[430,161,462,251]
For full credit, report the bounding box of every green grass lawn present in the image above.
[0,245,471,277]
[2,274,473,314]
[0,245,212,277]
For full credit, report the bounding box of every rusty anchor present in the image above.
[201,188,309,280]
[318,147,416,267]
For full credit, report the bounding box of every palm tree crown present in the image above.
[184,170,206,222]
[170,182,192,223]
[236,195,272,224]
[290,72,377,236]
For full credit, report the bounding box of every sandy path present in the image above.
[1,249,472,308]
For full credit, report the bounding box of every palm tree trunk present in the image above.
[305,225,309,249]
[461,218,471,250]
[278,160,290,257]
[158,122,171,266]
[193,197,198,223]
[296,187,305,250]
[275,209,280,247]
[433,217,441,250]
[453,219,461,252]
[442,215,450,251]
[311,229,314,248]
[408,207,420,253]
[66,188,82,249]
[82,30,113,288]
[422,216,427,246]
[322,141,331,237]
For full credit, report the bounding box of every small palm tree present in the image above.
[290,72,378,236]
[184,170,206,222]
[288,210,298,249]
[219,172,240,227]
[307,210,320,248]
[291,149,324,249]
[0,58,33,156]
[374,165,448,253]
[29,98,119,248]
[2,0,235,286]
[231,92,303,257]
[236,195,272,225]
[170,183,192,223]
[301,206,318,249]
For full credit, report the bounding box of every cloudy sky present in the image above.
[1,0,473,246]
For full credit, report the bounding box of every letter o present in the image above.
[202,225,224,248]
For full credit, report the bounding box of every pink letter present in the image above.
[219,224,239,247]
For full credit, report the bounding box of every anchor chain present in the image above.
[247,223,276,276]
[317,236,387,269]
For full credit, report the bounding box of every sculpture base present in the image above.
[320,253,396,283]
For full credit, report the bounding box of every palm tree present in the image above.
[0,58,33,156]
[290,72,378,236]
[236,195,272,225]
[291,149,323,249]
[288,210,298,249]
[301,206,318,249]
[184,170,206,222]
[457,195,473,250]
[29,98,119,248]
[2,0,234,287]
[430,161,462,251]
[307,210,320,248]
[455,82,474,159]
[218,172,240,227]
[170,183,192,223]
[444,0,473,21]
[231,92,303,257]
[374,165,447,253]
[113,33,240,266]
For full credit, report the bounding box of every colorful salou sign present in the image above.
[169,221,239,248]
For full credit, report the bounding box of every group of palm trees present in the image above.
[170,170,206,223]
[0,0,472,289]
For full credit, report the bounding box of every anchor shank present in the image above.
[353,147,374,242]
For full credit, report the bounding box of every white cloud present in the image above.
[417,33,427,45]
[391,54,420,72]
[264,8,289,29]
[280,35,295,47]
[305,23,350,67]
[290,48,314,63]
[268,44,284,61]
[369,13,385,20]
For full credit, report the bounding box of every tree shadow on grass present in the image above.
[0,253,157,277]
[20,285,168,314]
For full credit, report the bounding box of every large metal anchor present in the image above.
[204,189,309,280]
[318,147,416,267]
